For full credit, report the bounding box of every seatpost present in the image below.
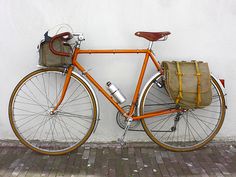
[148,41,153,50]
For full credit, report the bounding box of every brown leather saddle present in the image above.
[135,31,171,41]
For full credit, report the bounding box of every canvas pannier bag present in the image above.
[38,32,72,67]
[162,61,212,108]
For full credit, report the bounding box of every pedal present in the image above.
[117,117,133,146]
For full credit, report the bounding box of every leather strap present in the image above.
[176,61,183,104]
[195,61,201,106]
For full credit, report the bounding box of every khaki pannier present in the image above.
[162,61,212,108]
[38,32,72,67]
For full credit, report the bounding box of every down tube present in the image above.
[73,60,126,115]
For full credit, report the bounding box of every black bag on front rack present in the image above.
[38,32,72,67]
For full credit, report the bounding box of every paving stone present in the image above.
[0,141,236,177]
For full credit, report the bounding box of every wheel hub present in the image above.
[48,108,58,116]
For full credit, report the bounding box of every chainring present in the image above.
[116,105,140,130]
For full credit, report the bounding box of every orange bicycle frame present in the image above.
[53,48,181,120]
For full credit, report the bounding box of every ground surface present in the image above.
[0,141,236,177]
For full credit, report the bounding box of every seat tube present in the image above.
[128,51,150,116]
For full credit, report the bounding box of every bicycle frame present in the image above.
[53,48,181,120]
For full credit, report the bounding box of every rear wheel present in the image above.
[139,74,226,151]
[9,68,97,155]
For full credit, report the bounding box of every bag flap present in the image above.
[162,61,211,93]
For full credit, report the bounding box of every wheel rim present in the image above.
[9,69,96,154]
[140,75,225,151]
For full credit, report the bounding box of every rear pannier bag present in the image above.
[162,61,212,108]
[38,32,72,67]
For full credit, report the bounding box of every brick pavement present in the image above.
[0,141,236,177]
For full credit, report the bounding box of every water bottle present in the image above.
[106,81,126,104]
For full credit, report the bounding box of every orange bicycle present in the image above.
[9,31,226,155]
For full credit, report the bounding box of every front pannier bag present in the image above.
[38,32,72,67]
[162,61,212,108]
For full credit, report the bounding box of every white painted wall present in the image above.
[0,0,236,141]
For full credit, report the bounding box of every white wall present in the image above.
[0,0,236,141]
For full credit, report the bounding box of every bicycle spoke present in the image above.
[57,115,83,138]
[154,115,173,137]
[15,101,48,107]
[17,113,45,129]
[26,115,48,140]
[60,99,90,109]
[20,89,47,111]
[59,114,90,130]
[30,79,53,107]
[152,84,169,97]
[148,90,170,104]
[14,110,46,121]
[59,86,84,109]
[188,110,215,133]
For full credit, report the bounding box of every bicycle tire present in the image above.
[9,68,97,155]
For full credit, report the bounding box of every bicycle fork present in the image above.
[51,66,73,114]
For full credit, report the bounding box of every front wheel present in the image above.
[139,74,226,152]
[9,68,97,155]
